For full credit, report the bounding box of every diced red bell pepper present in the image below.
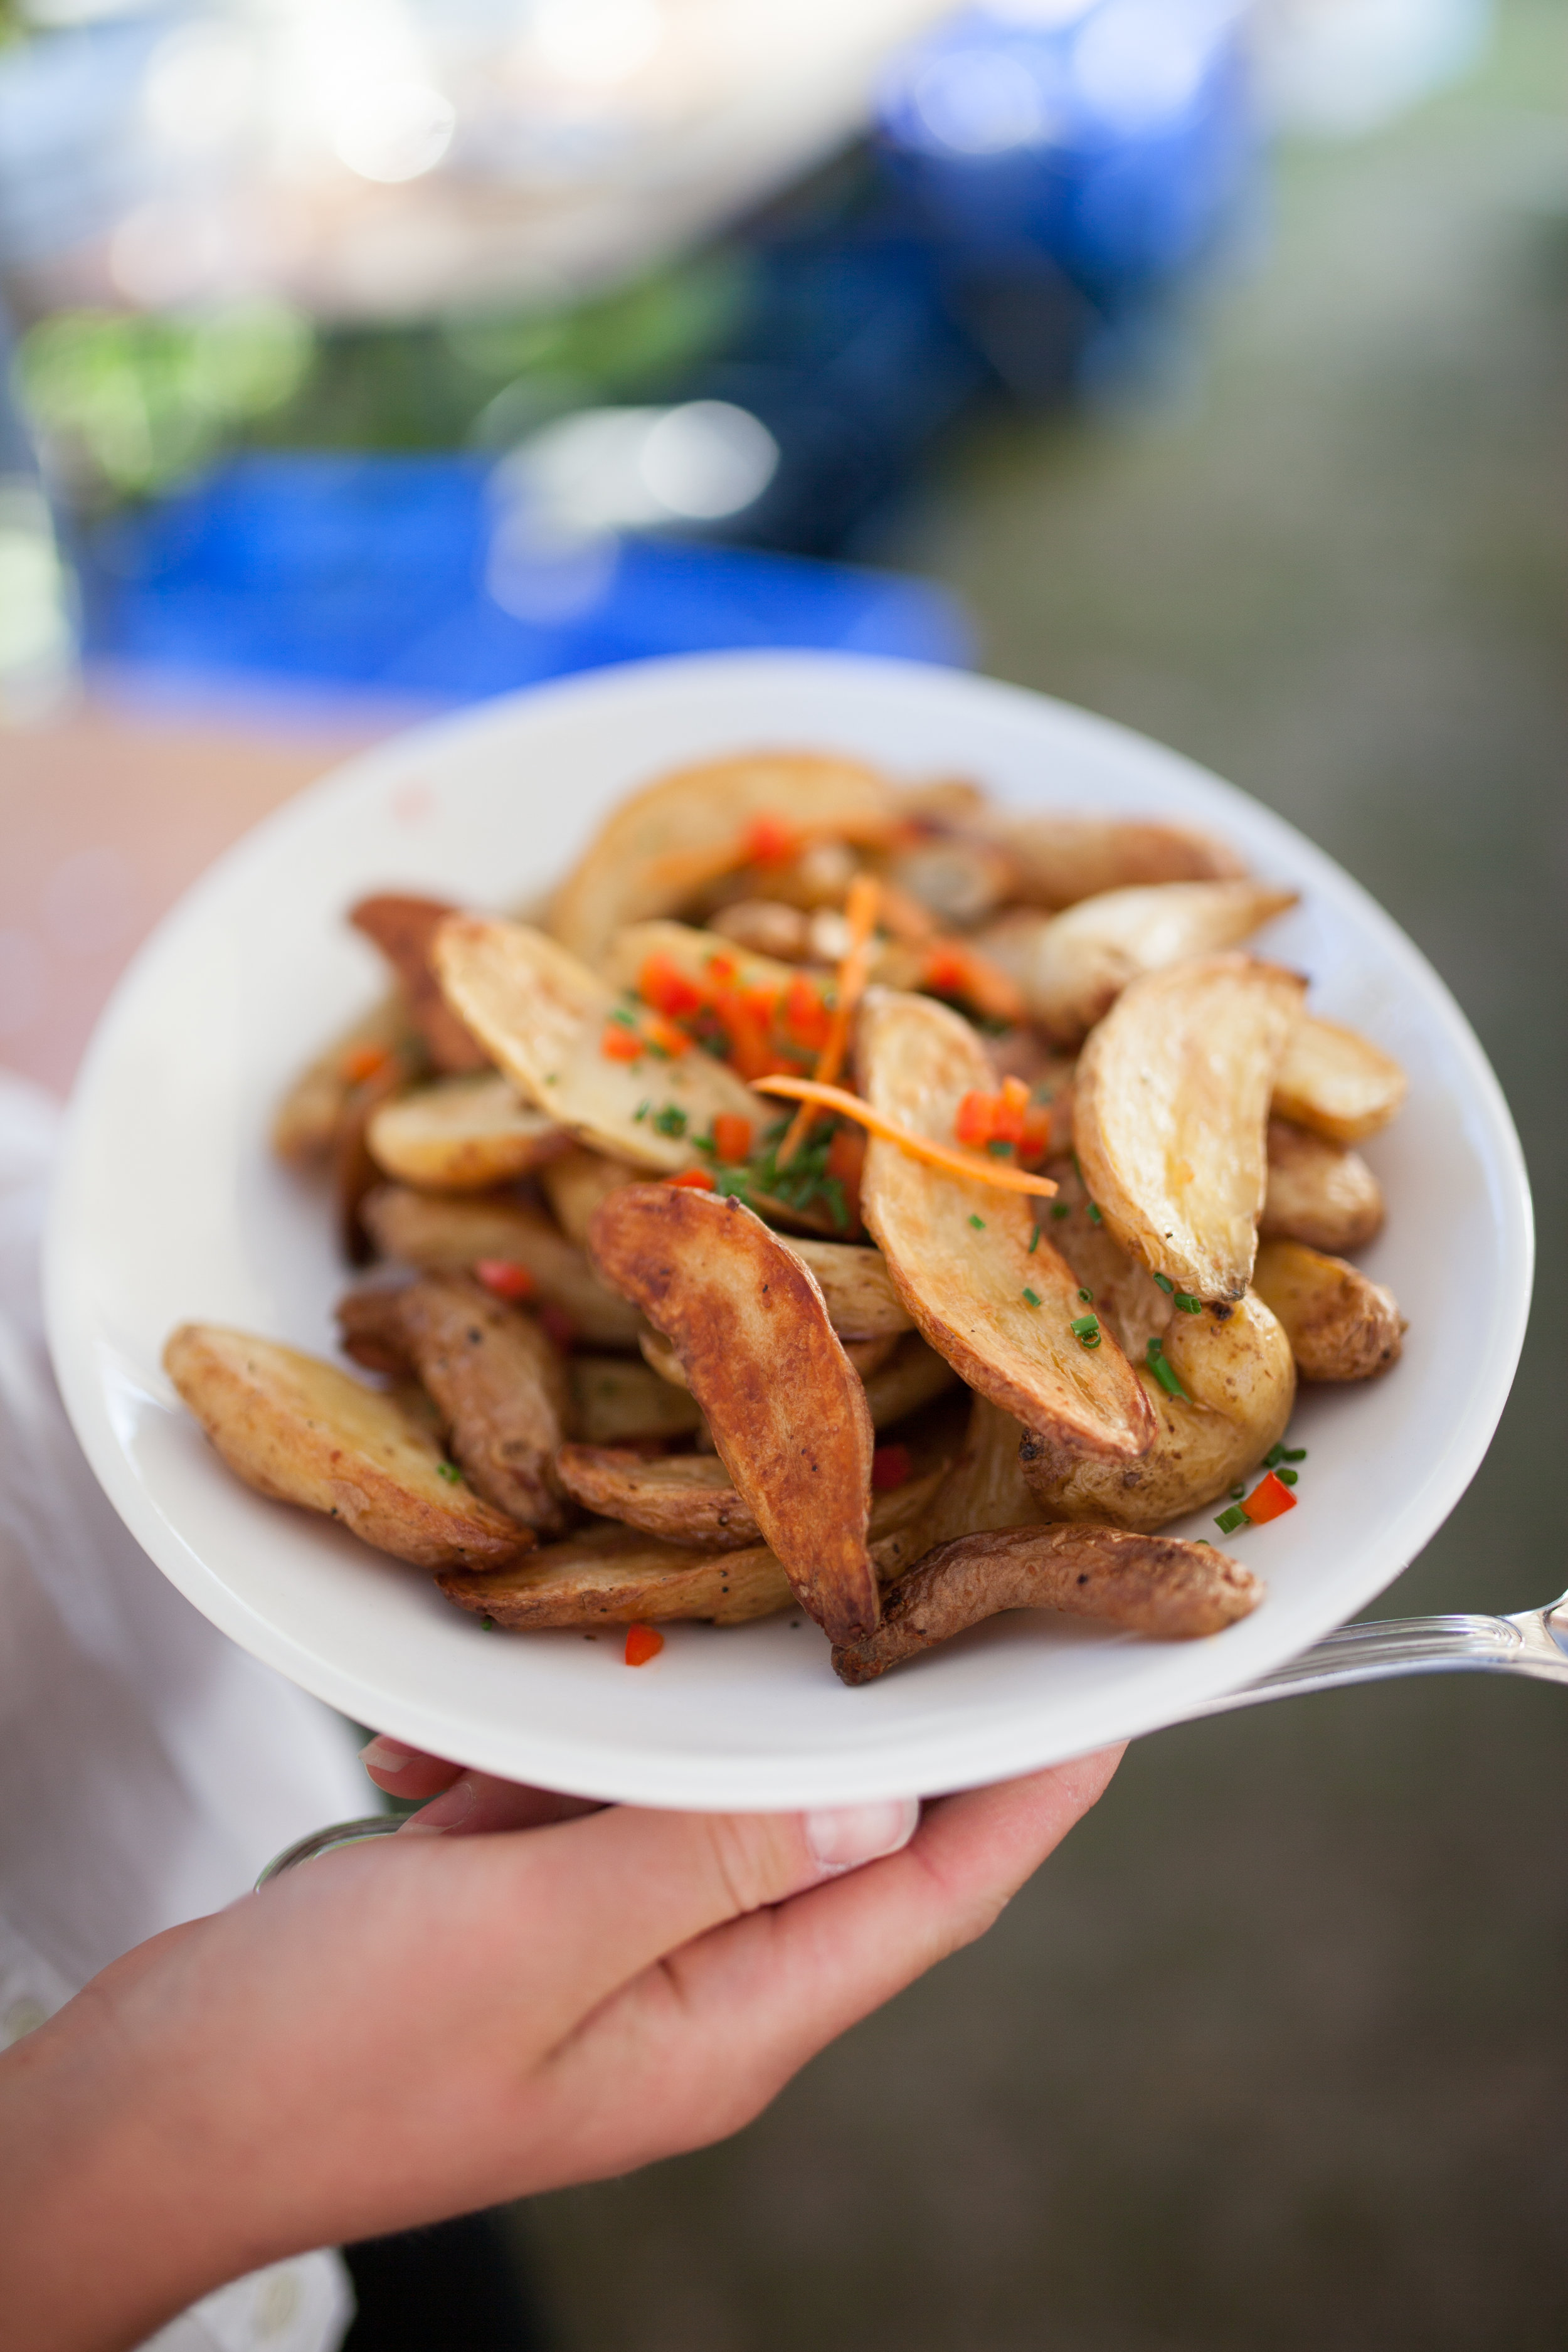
[1242,1470,1297,1525]
[601,1022,644,1062]
[871,1443,911,1491]
[538,1303,577,1350]
[341,1042,391,1084]
[712,1114,753,1165]
[954,1089,995,1148]
[624,1623,665,1666]
[784,972,832,1052]
[638,953,704,1020]
[665,1168,715,1191]
[742,813,797,866]
[473,1259,536,1304]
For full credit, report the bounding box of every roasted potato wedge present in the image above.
[164,1323,530,1569]
[1073,955,1306,1302]
[272,996,420,1165]
[554,1446,759,1548]
[911,1394,1046,1555]
[588,1185,878,1641]
[553,1444,946,1553]
[1273,1014,1408,1145]
[350,894,490,1074]
[832,1523,1261,1683]
[707,900,814,960]
[337,1274,572,1532]
[568,1354,703,1444]
[432,916,766,1175]
[1019,1288,1295,1532]
[1252,1238,1404,1382]
[359,1185,641,1348]
[548,751,898,965]
[641,1322,892,1387]
[366,1073,568,1193]
[779,1238,913,1338]
[994,813,1246,908]
[886,834,1017,927]
[539,1145,643,1247]
[600,918,798,1013]
[1261,1118,1384,1253]
[977,880,1298,1044]
[857,989,1155,1459]
[1034,1154,1173,1369]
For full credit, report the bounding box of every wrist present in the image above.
[0,1934,262,2352]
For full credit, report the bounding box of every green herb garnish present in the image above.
[1154,1273,1174,1294]
[968,1213,986,1230]
[653,1103,688,1138]
[437,1462,462,1485]
[1214,1504,1248,1535]
[1146,1337,1187,1400]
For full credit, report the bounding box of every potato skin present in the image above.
[1272,1015,1407,1145]
[832,1523,1262,1683]
[1252,1239,1404,1382]
[339,1275,573,1532]
[350,894,490,1074]
[164,1323,531,1569]
[588,1185,879,1642]
[1018,1290,1295,1532]
[1261,1119,1384,1254]
[555,1445,761,1549]
[361,1185,641,1348]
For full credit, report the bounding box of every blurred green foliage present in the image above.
[16,251,751,506]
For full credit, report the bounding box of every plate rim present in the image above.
[44,649,1535,1806]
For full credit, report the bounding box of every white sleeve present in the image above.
[0,1071,364,2350]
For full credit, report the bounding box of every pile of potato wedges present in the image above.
[166,751,1406,1683]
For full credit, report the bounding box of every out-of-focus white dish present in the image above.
[45,651,1532,1809]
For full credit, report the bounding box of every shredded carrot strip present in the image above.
[776,872,882,1169]
[754,1078,1059,1197]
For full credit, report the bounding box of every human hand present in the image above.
[0,1741,1121,2352]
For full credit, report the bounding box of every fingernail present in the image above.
[359,1735,418,1776]
[399,1776,478,1835]
[805,1798,920,1875]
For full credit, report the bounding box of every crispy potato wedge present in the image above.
[994,813,1246,909]
[977,881,1298,1044]
[600,918,798,1012]
[640,1323,892,1388]
[337,1275,573,1532]
[1019,1288,1295,1532]
[554,1447,760,1548]
[1073,955,1306,1302]
[779,1238,912,1338]
[360,1185,641,1348]
[432,916,766,1174]
[886,834,1017,927]
[548,751,897,964]
[350,894,490,1074]
[272,996,421,1165]
[911,1394,1046,1555]
[857,989,1155,1459]
[1034,1154,1174,1369]
[1261,1118,1384,1253]
[164,1323,530,1569]
[858,1332,960,1428]
[832,1523,1261,1683]
[366,1073,568,1193]
[707,900,813,960]
[1252,1238,1404,1382]
[539,1146,643,1247]
[568,1354,703,1444]
[438,1516,921,1631]
[588,1185,878,1641]
[1273,1015,1408,1145]
[553,1444,947,1553]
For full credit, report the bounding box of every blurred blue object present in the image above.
[876,0,1256,396]
[77,452,972,700]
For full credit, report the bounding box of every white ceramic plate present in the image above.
[46,651,1532,1809]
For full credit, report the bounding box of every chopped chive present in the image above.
[1263,1441,1286,1468]
[1051,1202,1071,1220]
[1087,1203,1103,1226]
[480,1614,496,1630]
[1069,1312,1099,1341]
[1193,1539,1212,1547]
[1027,1224,1041,1253]
[633,1099,650,1122]
[1023,1288,1043,1308]
[437,1461,462,1485]
[652,1103,687,1138]
[968,1213,986,1230]
[1078,1288,1093,1304]
[1229,1485,1245,1500]
[1146,1337,1188,1401]
[1175,1293,1203,1313]
[1284,1446,1307,1462]
[1277,1467,1299,1486]
[610,1005,638,1028]
[987,1138,1015,1158]
[1153,1273,1174,1294]
[1214,1505,1248,1535]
